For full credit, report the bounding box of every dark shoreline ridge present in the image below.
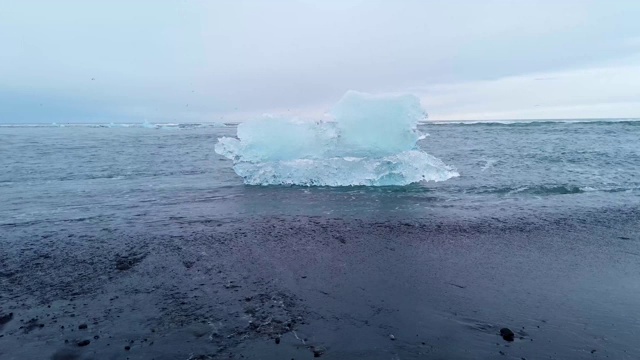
[1,207,640,359]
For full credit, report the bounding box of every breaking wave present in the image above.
[470,184,640,196]
[0,122,229,129]
[215,91,459,186]
[428,119,640,126]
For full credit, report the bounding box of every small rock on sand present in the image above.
[311,346,325,357]
[0,312,14,325]
[77,340,90,347]
[500,328,515,342]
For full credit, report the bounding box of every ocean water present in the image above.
[2,119,640,359]
[1,120,639,228]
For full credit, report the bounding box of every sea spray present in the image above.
[215,91,459,186]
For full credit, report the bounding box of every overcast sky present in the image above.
[1,0,640,123]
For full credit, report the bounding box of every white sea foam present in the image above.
[429,118,640,125]
[481,159,497,172]
[215,91,459,186]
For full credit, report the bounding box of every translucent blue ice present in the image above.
[215,91,459,186]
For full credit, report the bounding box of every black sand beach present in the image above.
[2,207,639,359]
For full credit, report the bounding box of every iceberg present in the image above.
[215,91,458,186]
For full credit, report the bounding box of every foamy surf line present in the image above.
[427,119,640,125]
[215,91,459,186]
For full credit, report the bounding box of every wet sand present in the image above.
[1,210,640,359]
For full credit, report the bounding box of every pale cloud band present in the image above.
[419,60,640,120]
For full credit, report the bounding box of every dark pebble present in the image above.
[0,312,14,325]
[500,328,515,342]
[79,324,88,330]
[275,337,281,344]
[116,260,132,271]
[124,346,131,351]
[591,349,597,354]
[77,340,91,347]
[311,346,325,358]
[94,335,100,340]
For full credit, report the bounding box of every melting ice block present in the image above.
[215,91,458,186]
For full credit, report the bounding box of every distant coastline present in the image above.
[2,118,639,127]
